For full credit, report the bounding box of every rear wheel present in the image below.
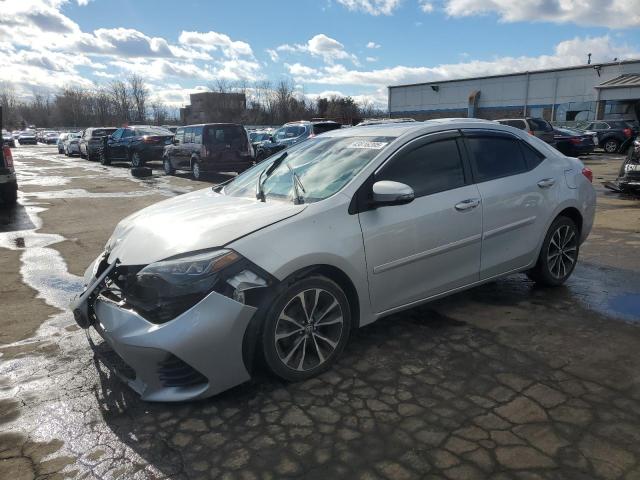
[527,216,579,286]
[163,157,175,175]
[191,160,202,180]
[261,275,351,382]
[603,138,619,154]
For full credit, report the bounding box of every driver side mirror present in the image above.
[372,180,415,207]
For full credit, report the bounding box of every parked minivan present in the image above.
[163,123,254,179]
[496,117,556,146]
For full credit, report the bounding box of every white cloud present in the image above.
[266,48,279,62]
[286,35,639,87]
[178,30,253,58]
[419,1,434,13]
[366,56,378,62]
[366,41,381,49]
[336,0,401,16]
[444,0,640,28]
[276,34,358,64]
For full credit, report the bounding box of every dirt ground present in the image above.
[0,145,639,479]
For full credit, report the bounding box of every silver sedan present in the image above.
[73,119,596,401]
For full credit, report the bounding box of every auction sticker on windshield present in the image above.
[347,141,389,149]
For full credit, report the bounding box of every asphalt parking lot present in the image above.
[1,145,640,480]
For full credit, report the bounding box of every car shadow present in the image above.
[0,202,35,233]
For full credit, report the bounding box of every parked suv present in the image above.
[73,119,595,401]
[163,123,253,179]
[0,144,17,205]
[79,127,117,161]
[582,120,638,153]
[101,126,174,167]
[255,120,342,161]
[496,118,555,146]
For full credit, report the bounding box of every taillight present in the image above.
[142,136,159,144]
[528,130,534,135]
[570,138,581,145]
[582,167,593,183]
[3,145,13,170]
[623,128,632,137]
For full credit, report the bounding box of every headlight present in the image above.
[138,249,240,284]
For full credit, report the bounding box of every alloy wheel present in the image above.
[132,152,142,167]
[274,288,344,372]
[604,140,618,153]
[547,224,577,279]
[192,161,201,179]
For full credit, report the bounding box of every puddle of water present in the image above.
[607,294,640,321]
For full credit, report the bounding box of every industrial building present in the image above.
[388,59,640,123]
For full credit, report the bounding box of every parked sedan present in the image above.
[72,119,595,402]
[64,132,82,156]
[17,131,37,145]
[57,133,69,154]
[100,126,174,167]
[44,132,60,144]
[79,127,117,161]
[553,127,596,157]
[255,120,342,161]
[582,120,638,153]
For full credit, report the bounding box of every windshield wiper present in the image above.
[256,151,287,202]
[284,161,306,204]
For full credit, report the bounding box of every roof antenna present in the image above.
[587,53,592,64]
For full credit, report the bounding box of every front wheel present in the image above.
[261,276,351,382]
[100,150,111,166]
[603,138,619,154]
[131,151,144,167]
[163,157,175,175]
[527,216,579,286]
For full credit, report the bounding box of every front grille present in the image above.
[157,354,207,388]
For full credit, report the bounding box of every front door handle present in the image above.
[455,198,481,211]
[537,178,556,188]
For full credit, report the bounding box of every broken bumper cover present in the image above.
[73,272,257,401]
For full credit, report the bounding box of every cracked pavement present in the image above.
[1,146,639,479]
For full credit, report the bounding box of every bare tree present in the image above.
[129,74,148,123]
[109,80,131,124]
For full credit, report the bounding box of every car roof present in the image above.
[319,118,500,138]
[181,123,243,127]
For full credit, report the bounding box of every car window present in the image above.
[193,126,203,144]
[174,128,184,144]
[593,122,608,129]
[285,125,306,138]
[467,136,528,182]
[205,125,246,146]
[313,123,342,135]
[520,142,545,170]
[527,118,553,132]
[135,126,172,136]
[121,129,133,139]
[184,127,194,144]
[377,139,466,197]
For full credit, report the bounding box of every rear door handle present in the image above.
[455,198,481,211]
[537,178,556,188]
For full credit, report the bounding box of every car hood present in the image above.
[105,187,306,265]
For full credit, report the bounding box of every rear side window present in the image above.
[378,139,466,197]
[121,129,133,139]
[193,126,203,144]
[184,127,194,144]
[520,142,545,170]
[527,118,553,132]
[205,126,246,146]
[285,125,306,138]
[466,136,527,182]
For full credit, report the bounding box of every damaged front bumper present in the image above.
[71,258,258,402]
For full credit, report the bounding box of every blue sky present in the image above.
[2,0,640,108]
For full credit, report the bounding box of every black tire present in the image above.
[603,138,619,154]
[261,275,351,382]
[99,150,110,166]
[191,159,202,180]
[163,157,175,175]
[80,150,86,159]
[527,216,579,287]
[131,166,152,178]
[130,151,144,168]
[0,183,17,206]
